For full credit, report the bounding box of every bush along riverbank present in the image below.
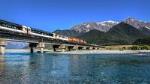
[100,45,150,50]
[129,45,150,50]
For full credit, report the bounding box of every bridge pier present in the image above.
[37,42,45,53]
[82,46,87,50]
[89,47,94,50]
[95,47,99,50]
[52,45,77,52]
[0,39,6,54]
[52,45,60,52]
[78,46,83,50]
[29,43,38,53]
[67,46,74,51]
[94,47,98,50]
[52,45,84,52]
[86,47,90,50]
[73,46,79,50]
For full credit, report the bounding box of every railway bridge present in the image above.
[0,20,100,54]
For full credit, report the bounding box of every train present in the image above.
[0,19,87,44]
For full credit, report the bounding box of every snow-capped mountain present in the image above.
[70,18,150,33]
[71,20,119,33]
[124,18,150,29]
[54,18,150,37]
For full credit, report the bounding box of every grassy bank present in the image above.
[100,45,150,50]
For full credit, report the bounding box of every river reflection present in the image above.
[0,53,150,84]
[0,55,5,76]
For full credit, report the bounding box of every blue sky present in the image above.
[0,0,150,32]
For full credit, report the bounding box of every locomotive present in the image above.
[68,37,87,44]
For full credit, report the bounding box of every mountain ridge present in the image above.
[54,18,150,36]
[54,18,150,45]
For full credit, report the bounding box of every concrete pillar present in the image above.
[82,46,87,50]
[67,46,74,51]
[73,46,79,50]
[89,47,93,50]
[96,47,99,50]
[0,39,6,55]
[52,45,60,52]
[61,45,66,51]
[0,47,5,55]
[78,46,83,50]
[37,42,45,53]
[40,48,44,53]
[94,47,99,50]
[29,43,38,53]
[86,47,90,50]
[59,45,67,52]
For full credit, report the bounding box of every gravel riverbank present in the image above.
[6,49,150,54]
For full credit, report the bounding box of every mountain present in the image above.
[78,22,149,45]
[124,18,150,29]
[107,22,147,43]
[124,18,150,35]
[53,18,150,45]
[54,20,119,36]
[77,30,108,44]
[140,26,150,36]
[54,18,150,36]
[71,21,119,33]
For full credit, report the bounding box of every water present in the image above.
[0,53,150,84]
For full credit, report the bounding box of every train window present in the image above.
[16,26,23,30]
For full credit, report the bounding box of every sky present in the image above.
[0,0,150,32]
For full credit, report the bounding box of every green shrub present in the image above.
[141,45,150,50]
[130,45,150,50]
[130,46,138,50]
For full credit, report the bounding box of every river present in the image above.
[0,52,150,84]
